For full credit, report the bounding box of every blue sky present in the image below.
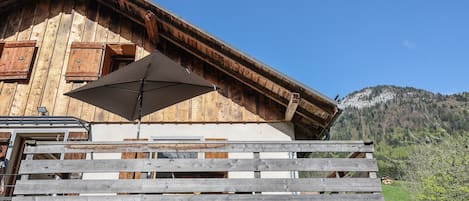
[153,0,469,98]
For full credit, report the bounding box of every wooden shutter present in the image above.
[0,132,11,158]
[205,138,228,159]
[0,41,36,80]
[0,43,3,60]
[64,132,88,160]
[119,138,148,180]
[0,132,10,143]
[65,42,103,82]
[205,138,228,178]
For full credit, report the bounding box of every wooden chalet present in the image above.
[0,0,383,200]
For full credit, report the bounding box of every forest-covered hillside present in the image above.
[331,85,469,179]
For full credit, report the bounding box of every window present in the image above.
[0,41,37,81]
[65,42,136,82]
[150,136,202,179]
[151,137,228,179]
[118,137,228,180]
[101,44,136,76]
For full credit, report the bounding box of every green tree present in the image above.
[405,135,469,201]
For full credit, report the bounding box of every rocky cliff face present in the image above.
[339,87,396,109]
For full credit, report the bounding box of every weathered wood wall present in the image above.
[0,0,284,123]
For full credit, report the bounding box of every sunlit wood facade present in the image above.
[0,0,340,139]
[0,1,385,200]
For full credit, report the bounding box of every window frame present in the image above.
[101,43,136,76]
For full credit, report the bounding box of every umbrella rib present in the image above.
[77,80,140,92]
[142,81,180,92]
[96,81,198,93]
[105,85,139,93]
[130,82,212,117]
[142,81,213,92]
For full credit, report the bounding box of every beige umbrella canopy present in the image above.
[65,50,216,138]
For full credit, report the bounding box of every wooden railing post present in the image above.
[366,152,377,179]
[253,152,260,194]
[20,141,35,181]
[364,141,377,179]
[15,141,34,199]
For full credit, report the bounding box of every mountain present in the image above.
[330,85,469,178]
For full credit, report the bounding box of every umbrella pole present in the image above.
[137,79,144,140]
[136,94,143,139]
[137,116,141,139]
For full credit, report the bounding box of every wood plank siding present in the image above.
[0,0,340,139]
[0,0,281,122]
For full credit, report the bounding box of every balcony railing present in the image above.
[9,140,383,201]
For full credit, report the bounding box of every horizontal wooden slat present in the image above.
[70,42,103,49]
[3,40,37,47]
[106,43,136,56]
[19,158,378,174]
[11,194,385,201]
[64,72,102,77]
[13,178,382,194]
[24,141,374,154]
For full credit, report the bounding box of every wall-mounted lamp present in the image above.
[37,106,48,116]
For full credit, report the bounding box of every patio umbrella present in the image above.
[65,50,216,139]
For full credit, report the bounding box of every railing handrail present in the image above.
[24,140,374,154]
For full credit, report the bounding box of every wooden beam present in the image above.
[0,0,21,14]
[144,10,159,44]
[96,0,145,27]
[285,92,300,121]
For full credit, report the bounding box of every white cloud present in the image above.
[402,40,417,49]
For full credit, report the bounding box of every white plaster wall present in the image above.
[90,122,294,141]
[85,122,295,181]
